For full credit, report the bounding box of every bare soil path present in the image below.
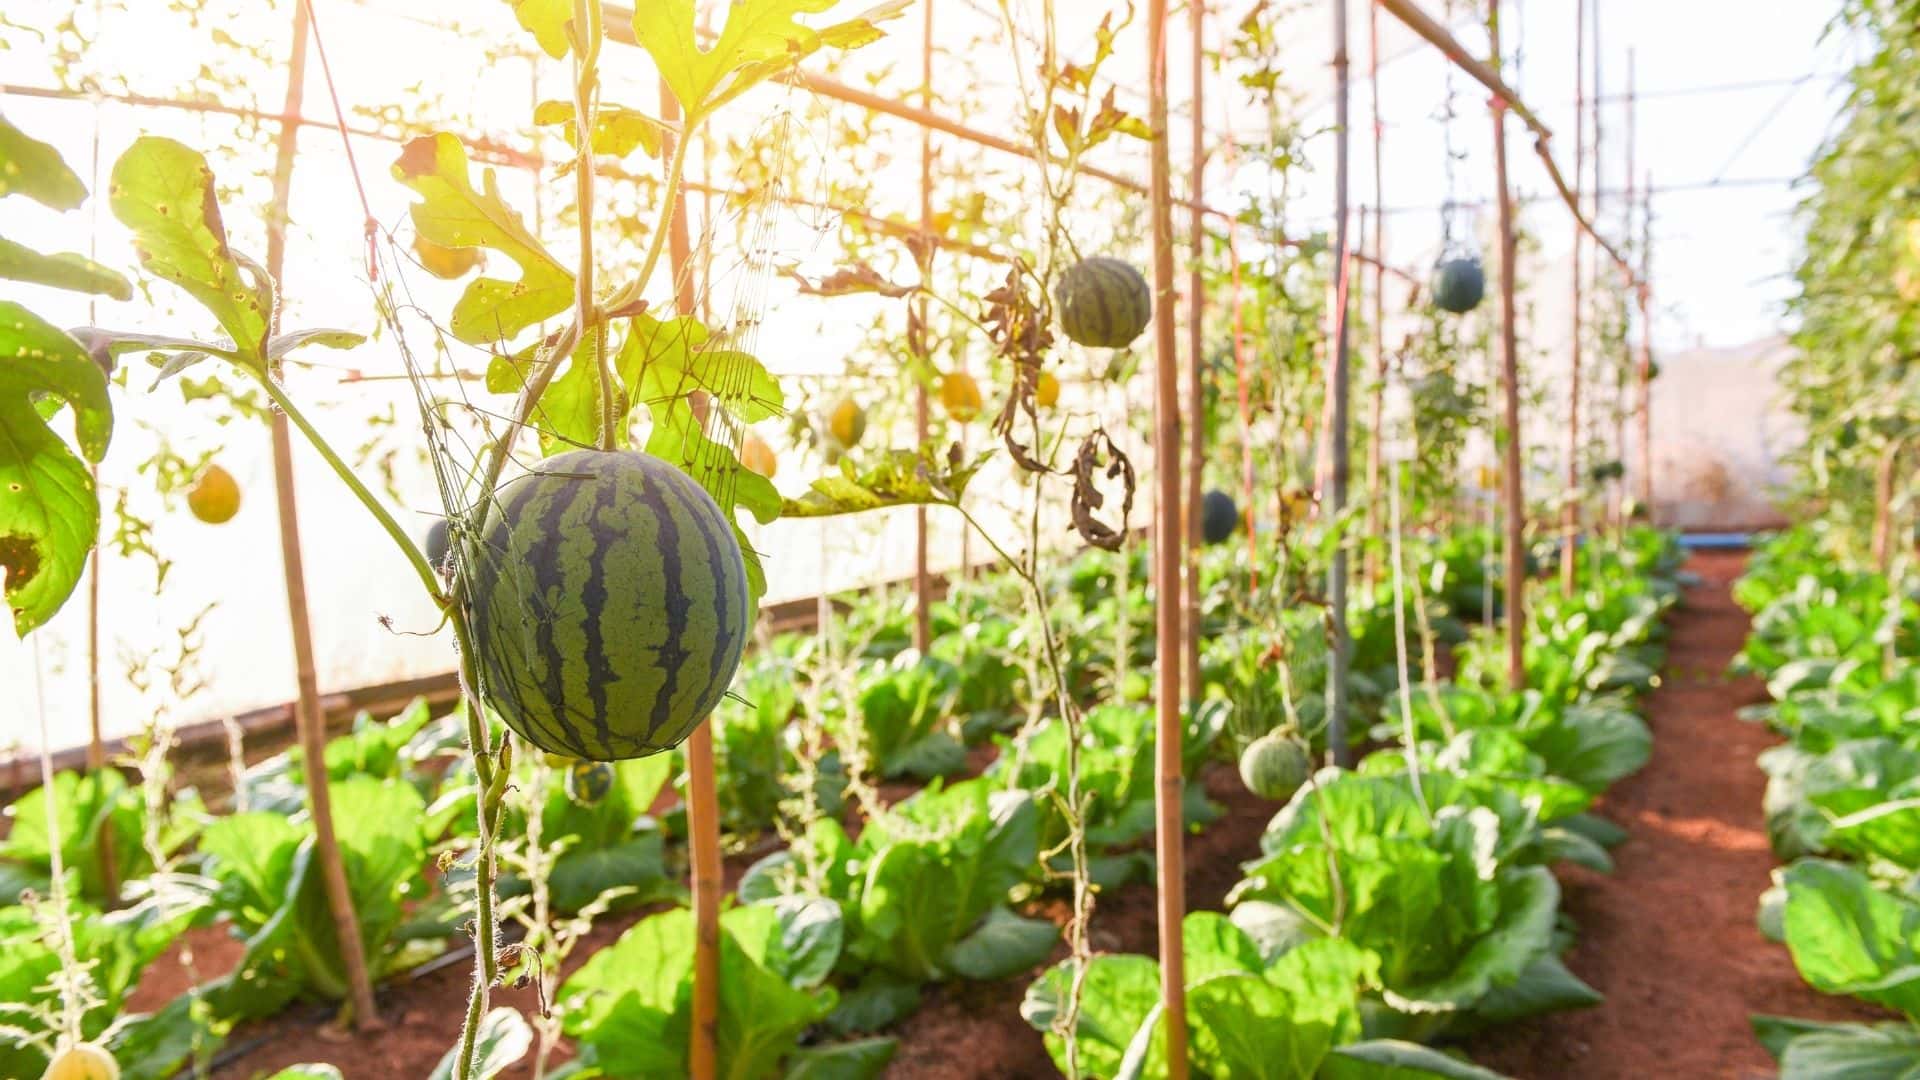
[1471,548,1885,1079]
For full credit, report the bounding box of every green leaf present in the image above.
[1467,951,1602,1025]
[941,906,1057,981]
[781,1037,896,1080]
[634,0,908,117]
[269,328,366,360]
[1021,953,1161,1079]
[0,114,87,209]
[109,137,269,360]
[533,100,669,159]
[262,1069,346,1080]
[1783,859,1920,1018]
[0,302,112,634]
[1323,1040,1509,1079]
[1778,1022,1920,1080]
[0,236,131,299]
[392,134,572,345]
[427,1007,532,1080]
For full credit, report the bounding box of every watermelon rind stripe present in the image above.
[636,465,691,746]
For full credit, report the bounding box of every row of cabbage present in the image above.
[1734,525,1920,1075]
[1,527,1678,1079]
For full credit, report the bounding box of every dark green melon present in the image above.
[1201,489,1238,545]
[466,448,751,761]
[565,760,615,805]
[424,518,451,572]
[1431,256,1486,314]
[1055,256,1152,348]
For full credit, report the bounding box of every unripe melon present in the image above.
[187,464,241,524]
[467,449,751,760]
[941,371,983,422]
[1035,370,1061,408]
[741,432,777,479]
[1239,734,1309,801]
[425,518,452,572]
[828,398,867,448]
[565,760,614,805]
[42,1043,120,1080]
[1431,256,1486,314]
[1055,257,1152,348]
[1201,489,1238,545]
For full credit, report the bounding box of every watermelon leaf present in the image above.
[504,0,570,58]
[392,133,573,345]
[0,236,131,299]
[633,0,909,119]
[781,446,988,518]
[109,136,271,364]
[0,301,112,635]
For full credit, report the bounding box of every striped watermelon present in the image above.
[1431,256,1486,314]
[467,449,751,760]
[1055,257,1152,348]
[1201,489,1238,545]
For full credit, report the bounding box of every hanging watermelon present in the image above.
[466,449,751,761]
[186,464,241,524]
[1055,256,1152,348]
[941,370,983,421]
[1201,489,1239,545]
[424,518,451,572]
[828,397,867,448]
[1431,255,1486,314]
[565,760,615,805]
[1239,733,1310,801]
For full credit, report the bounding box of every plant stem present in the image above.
[256,374,446,604]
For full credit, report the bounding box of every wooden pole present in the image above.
[1184,0,1206,707]
[656,82,721,1080]
[263,0,379,1029]
[1636,173,1654,516]
[1326,0,1355,766]
[1561,0,1586,595]
[85,480,117,904]
[1146,0,1189,1073]
[1488,0,1526,690]
[1364,0,1388,588]
[911,0,934,653]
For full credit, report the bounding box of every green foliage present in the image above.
[0,768,201,905]
[198,777,442,1015]
[557,900,893,1080]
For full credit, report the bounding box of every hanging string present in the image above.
[298,0,380,282]
[1386,461,1430,820]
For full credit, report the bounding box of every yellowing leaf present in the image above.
[392,134,573,345]
[634,0,907,117]
[109,137,270,361]
[507,0,572,58]
[532,100,670,159]
[413,232,484,279]
[0,302,112,634]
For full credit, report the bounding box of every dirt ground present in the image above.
[136,549,1883,1078]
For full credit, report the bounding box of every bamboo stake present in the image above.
[85,478,117,905]
[260,0,379,1031]
[911,0,935,653]
[1618,53,1636,529]
[1146,0,1189,1073]
[1488,0,1526,690]
[1184,0,1206,708]
[1326,0,1355,767]
[1562,0,1586,595]
[656,80,721,1080]
[1364,0,1388,588]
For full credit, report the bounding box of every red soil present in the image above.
[1469,549,1888,1079]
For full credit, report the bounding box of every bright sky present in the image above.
[0,0,1859,753]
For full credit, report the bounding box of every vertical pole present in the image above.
[1364,0,1388,586]
[1183,0,1206,709]
[1636,175,1654,516]
[1146,0,1189,1073]
[1488,0,1526,690]
[911,0,935,652]
[264,0,378,1029]
[658,82,720,1080]
[1326,0,1355,766]
[1562,0,1586,594]
[85,489,117,904]
[1617,51,1635,530]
